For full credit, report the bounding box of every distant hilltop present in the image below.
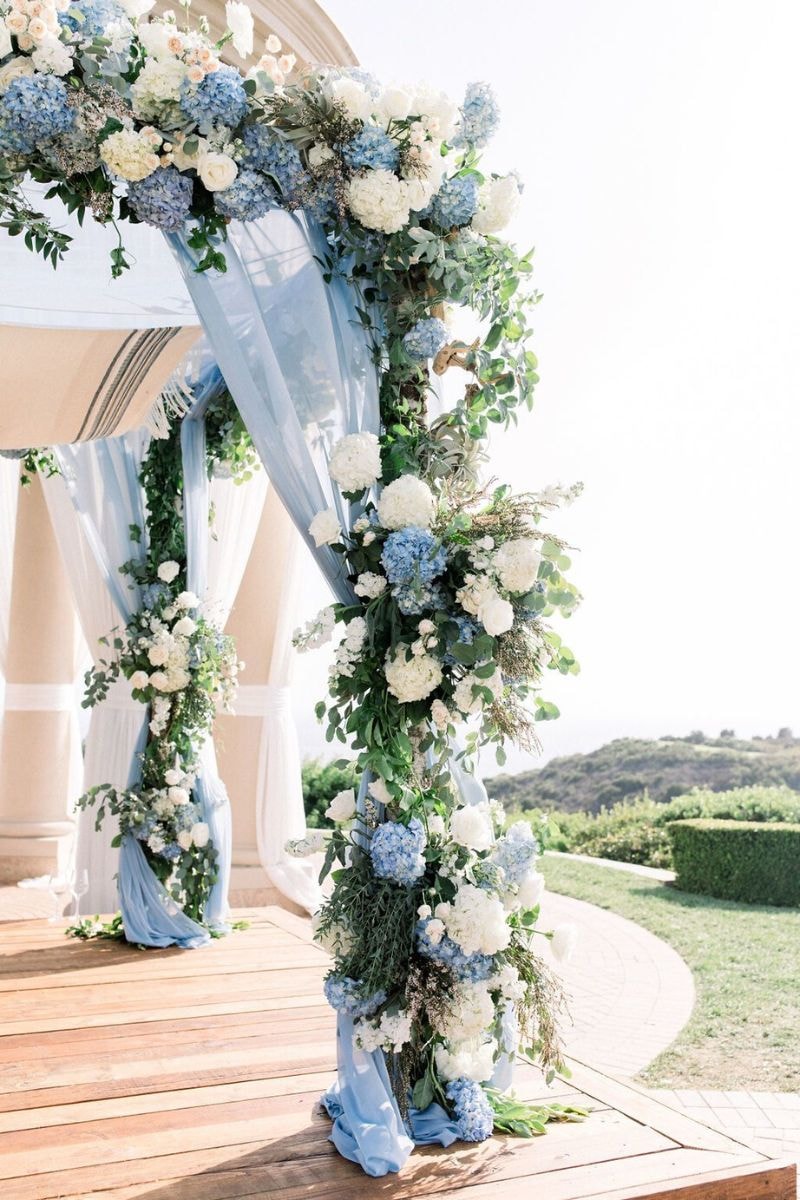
[487,730,800,813]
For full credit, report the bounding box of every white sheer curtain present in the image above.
[207,470,269,621]
[0,456,20,729]
[43,470,141,913]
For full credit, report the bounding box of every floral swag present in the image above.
[0,0,585,1156]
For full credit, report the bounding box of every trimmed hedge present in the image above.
[669,819,800,906]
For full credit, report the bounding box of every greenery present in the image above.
[669,819,800,906]
[540,857,800,1091]
[302,758,358,828]
[488,730,800,814]
[521,785,800,870]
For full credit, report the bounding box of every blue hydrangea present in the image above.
[370,818,426,885]
[416,919,495,981]
[453,82,500,149]
[60,0,127,39]
[241,125,303,197]
[393,580,446,616]
[160,842,183,862]
[323,974,386,1018]
[492,822,538,887]
[141,582,171,609]
[430,176,480,229]
[343,125,399,172]
[180,65,248,131]
[134,815,158,841]
[0,76,75,154]
[127,167,193,231]
[381,527,447,585]
[402,318,448,362]
[446,1078,494,1142]
[444,615,480,666]
[214,169,279,222]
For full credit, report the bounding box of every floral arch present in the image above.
[0,0,583,1175]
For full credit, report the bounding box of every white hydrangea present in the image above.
[308,507,341,547]
[494,538,542,594]
[384,644,443,703]
[325,788,356,822]
[348,169,412,234]
[471,174,522,235]
[328,431,382,492]
[30,35,73,75]
[435,979,495,1042]
[354,571,387,600]
[492,963,527,1002]
[354,1009,413,1053]
[377,474,436,530]
[453,667,504,716]
[130,55,186,118]
[443,883,511,955]
[329,75,375,122]
[434,1038,497,1083]
[449,801,495,852]
[99,128,161,182]
[411,84,458,140]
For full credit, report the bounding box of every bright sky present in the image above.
[291,0,800,773]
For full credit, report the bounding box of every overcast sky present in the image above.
[291,0,800,772]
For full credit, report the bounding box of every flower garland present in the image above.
[0,0,585,1144]
[79,388,251,924]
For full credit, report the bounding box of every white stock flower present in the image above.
[293,605,335,652]
[198,150,238,191]
[434,1038,496,1083]
[551,923,578,963]
[494,538,542,594]
[472,174,522,235]
[384,644,443,703]
[0,56,34,94]
[328,431,382,492]
[325,788,356,822]
[191,822,210,848]
[225,0,253,58]
[157,560,180,583]
[444,883,511,955]
[129,670,149,689]
[308,507,341,547]
[516,869,545,910]
[376,474,436,530]
[354,571,387,600]
[449,801,494,852]
[329,75,374,121]
[348,169,412,235]
[173,616,196,637]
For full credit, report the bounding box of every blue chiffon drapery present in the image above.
[56,432,209,948]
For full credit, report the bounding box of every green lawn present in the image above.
[539,857,800,1092]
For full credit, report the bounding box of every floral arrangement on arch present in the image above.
[0,0,586,1150]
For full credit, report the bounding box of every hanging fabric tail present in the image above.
[145,362,196,439]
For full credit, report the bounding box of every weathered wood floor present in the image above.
[0,906,794,1199]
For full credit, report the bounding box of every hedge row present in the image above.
[668,819,800,906]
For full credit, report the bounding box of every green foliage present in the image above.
[486,1089,587,1136]
[18,448,59,488]
[302,758,359,828]
[205,391,260,484]
[65,914,129,943]
[669,819,800,906]
[489,731,800,814]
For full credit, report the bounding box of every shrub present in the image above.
[302,759,358,829]
[656,785,800,826]
[669,819,800,906]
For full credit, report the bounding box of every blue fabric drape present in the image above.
[56,430,209,948]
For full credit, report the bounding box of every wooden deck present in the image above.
[0,907,794,1200]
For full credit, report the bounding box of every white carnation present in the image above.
[328,431,382,492]
[443,883,511,955]
[493,538,542,594]
[199,151,238,192]
[377,474,436,530]
[308,507,341,547]
[384,644,442,703]
[225,0,253,58]
[325,788,356,822]
[449,801,495,852]
[354,571,387,600]
[0,56,34,93]
[348,168,412,235]
[472,174,522,235]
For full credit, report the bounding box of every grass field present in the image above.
[540,856,800,1092]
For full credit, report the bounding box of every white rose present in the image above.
[149,670,168,690]
[494,538,542,594]
[516,870,545,910]
[325,788,356,822]
[376,474,436,530]
[157,560,180,583]
[551,923,578,963]
[417,903,432,919]
[177,829,193,850]
[478,588,514,636]
[129,670,149,689]
[173,616,196,637]
[168,786,190,806]
[308,507,341,548]
[308,142,334,169]
[199,151,238,192]
[148,644,170,666]
[449,802,494,852]
[329,76,374,122]
[176,591,199,608]
[191,822,210,848]
[164,769,183,786]
[0,56,35,94]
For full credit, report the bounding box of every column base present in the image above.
[229,862,307,916]
[0,820,75,883]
